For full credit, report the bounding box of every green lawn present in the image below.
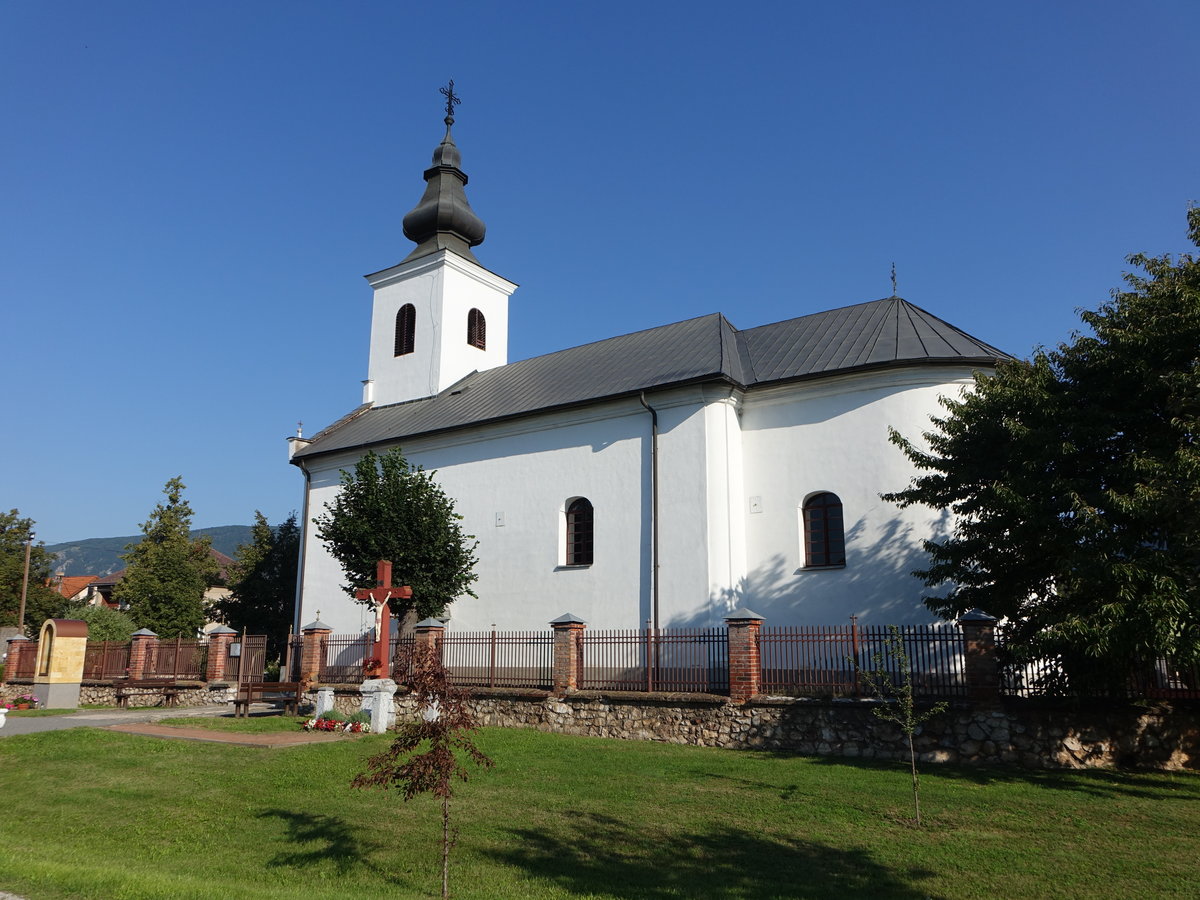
[0,721,1196,899]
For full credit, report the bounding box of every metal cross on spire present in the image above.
[440,79,461,124]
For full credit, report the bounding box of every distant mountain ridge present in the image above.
[46,525,254,577]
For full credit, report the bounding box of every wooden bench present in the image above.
[233,681,303,717]
[115,678,181,709]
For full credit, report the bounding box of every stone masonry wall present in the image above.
[308,685,1199,771]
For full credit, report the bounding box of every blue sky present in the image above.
[3,1,1196,545]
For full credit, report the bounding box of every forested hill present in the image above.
[46,525,254,576]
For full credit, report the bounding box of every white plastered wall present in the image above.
[738,366,976,625]
[297,399,654,634]
[365,251,515,406]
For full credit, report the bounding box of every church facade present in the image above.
[290,109,1005,636]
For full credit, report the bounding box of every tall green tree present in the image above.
[215,511,299,651]
[63,602,136,643]
[886,209,1200,688]
[0,510,63,635]
[114,477,218,637]
[313,448,478,622]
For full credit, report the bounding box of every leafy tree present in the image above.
[215,511,300,654]
[353,644,493,899]
[886,209,1200,688]
[314,448,479,622]
[856,626,948,827]
[114,477,218,638]
[64,602,136,642]
[0,510,62,635]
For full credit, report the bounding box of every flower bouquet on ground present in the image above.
[302,710,370,734]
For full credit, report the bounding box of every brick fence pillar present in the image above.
[3,636,31,683]
[128,629,158,679]
[205,626,237,682]
[725,609,765,702]
[414,618,445,656]
[300,620,332,686]
[958,608,999,702]
[550,614,587,695]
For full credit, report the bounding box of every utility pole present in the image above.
[17,534,32,632]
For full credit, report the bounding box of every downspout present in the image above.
[292,459,312,638]
[638,392,660,632]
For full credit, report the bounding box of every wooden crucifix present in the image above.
[354,560,412,680]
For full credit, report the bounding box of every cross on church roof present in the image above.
[440,79,460,124]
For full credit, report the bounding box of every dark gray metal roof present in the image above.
[293,298,1006,462]
[400,118,486,265]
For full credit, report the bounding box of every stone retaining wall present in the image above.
[0,681,235,709]
[315,685,1198,770]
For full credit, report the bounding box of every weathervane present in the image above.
[440,80,461,125]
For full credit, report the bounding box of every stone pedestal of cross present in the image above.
[354,560,412,680]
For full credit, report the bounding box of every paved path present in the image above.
[0,703,250,737]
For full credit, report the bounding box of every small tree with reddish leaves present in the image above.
[352,644,492,898]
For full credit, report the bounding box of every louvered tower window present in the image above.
[394,304,416,356]
[803,492,846,567]
[565,498,594,566]
[467,308,486,350]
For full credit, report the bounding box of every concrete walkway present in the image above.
[0,703,239,737]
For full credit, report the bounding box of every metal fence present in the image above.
[285,634,305,682]
[997,640,1200,700]
[440,629,555,689]
[144,638,208,679]
[226,634,268,683]
[83,641,131,679]
[320,633,372,684]
[760,622,966,698]
[579,626,729,693]
[7,642,38,679]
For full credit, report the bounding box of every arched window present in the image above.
[803,492,846,567]
[394,304,416,356]
[467,308,486,350]
[565,497,594,566]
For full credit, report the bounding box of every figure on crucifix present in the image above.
[355,559,412,680]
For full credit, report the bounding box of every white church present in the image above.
[289,102,1006,636]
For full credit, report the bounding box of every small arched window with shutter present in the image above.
[467,308,486,350]
[803,492,846,567]
[394,304,416,356]
[565,497,594,566]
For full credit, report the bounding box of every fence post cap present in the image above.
[414,617,445,628]
[723,608,765,622]
[301,620,333,632]
[208,625,237,635]
[131,628,158,638]
[957,608,997,624]
[550,613,587,625]
[6,635,31,643]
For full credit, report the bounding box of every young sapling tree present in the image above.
[352,644,492,898]
[857,625,948,827]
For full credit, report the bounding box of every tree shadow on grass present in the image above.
[486,812,938,899]
[257,808,414,889]
[788,752,1200,804]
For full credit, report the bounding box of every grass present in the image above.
[3,708,77,717]
[157,714,307,734]
[0,722,1196,899]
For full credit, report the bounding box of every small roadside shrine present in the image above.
[34,618,88,709]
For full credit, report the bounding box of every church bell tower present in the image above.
[363,83,517,407]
